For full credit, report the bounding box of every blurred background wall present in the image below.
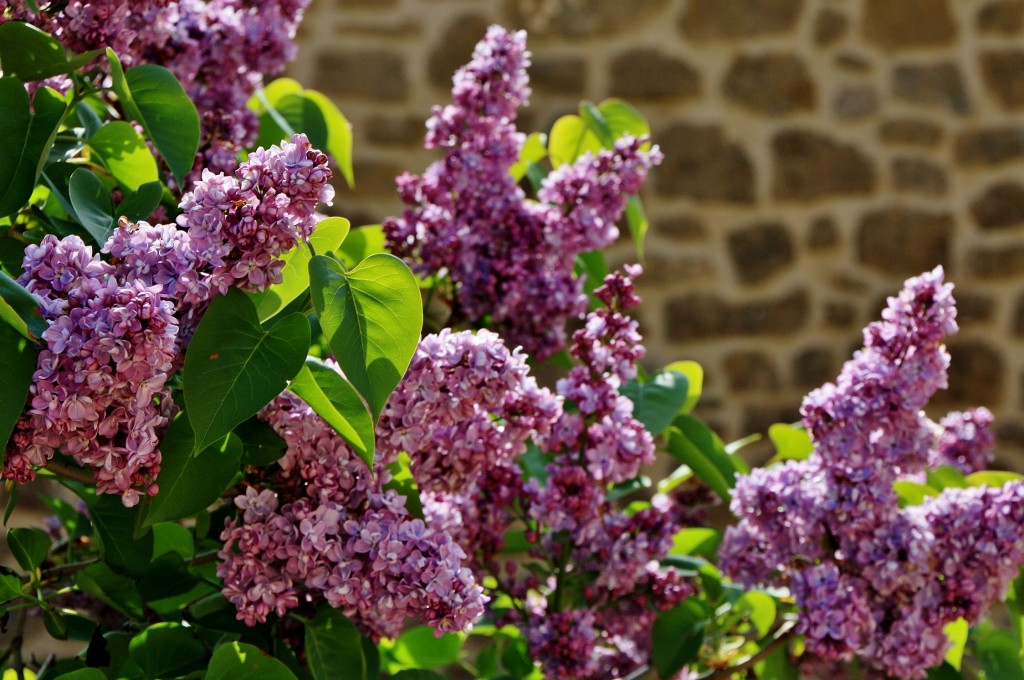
[290,0,1024,466]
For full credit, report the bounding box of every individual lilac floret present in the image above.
[5,235,178,506]
[219,385,486,638]
[721,267,1024,678]
[379,328,561,496]
[384,26,661,358]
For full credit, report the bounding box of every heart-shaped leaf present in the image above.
[86,494,153,577]
[207,642,299,680]
[309,253,422,419]
[142,416,242,527]
[288,358,374,466]
[0,21,67,81]
[184,288,309,453]
[620,369,689,437]
[8,527,50,571]
[115,181,163,222]
[303,608,366,680]
[88,121,159,191]
[0,79,66,217]
[69,168,114,246]
[107,51,199,187]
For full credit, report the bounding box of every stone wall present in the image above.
[290,0,1024,466]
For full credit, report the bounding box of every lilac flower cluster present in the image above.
[4,135,332,504]
[218,387,486,638]
[383,25,662,358]
[5,235,178,506]
[381,268,692,679]
[2,0,311,178]
[720,267,1024,678]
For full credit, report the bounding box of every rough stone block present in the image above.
[772,129,875,201]
[969,246,1024,278]
[610,50,700,100]
[833,86,879,120]
[880,119,944,147]
[955,127,1024,166]
[503,0,669,37]
[725,351,780,390]
[980,51,1024,110]
[793,348,836,388]
[315,50,407,100]
[727,222,794,284]
[680,0,803,40]
[428,14,489,89]
[862,0,957,50]
[978,1,1024,35]
[366,115,426,146]
[892,62,969,114]
[808,216,839,249]
[723,53,815,116]
[857,207,952,276]
[815,9,848,46]
[531,58,587,95]
[656,216,706,241]
[936,341,1004,406]
[665,290,809,341]
[971,181,1024,230]
[654,123,755,204]
[891,157,948,196]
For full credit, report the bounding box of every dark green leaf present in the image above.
[391,672,447,680]
[927,466,968,491]
[671,414,738,491]
[128,622,207,680]
[0,79,66,217]
[665,423,733,504]
[336,224,386,268]
[0,573,24,604]
[391,626,463,669]
[253,216,350,322]
[88,121,159,190]
[302,90,354,188]
[235,416,287,467]
[620,369,689,437]
[309,253,422,419]
[0,22,68,81]
[207,641,299,680]
[927,663,965,680]
[68,168,113,246]
[304,607,366,680]
[115,180,163,222]
[53,669,107,680]
[40,160,79,219]
[651,599,709,678]
[0,322,36,451]
[0,267,47,340]
[289,358,374,465]
[978,627,1024,680]
[187,593,273,634]
[8,526,49,570]
[756,644,799,680]
[44,606,69,639]
[74,100,103,138]
[596,98,650,140]
[151,521,194,559]
[574,249,608,310]
[142,416,242,526]
[74,562,144,619]
[139,552,199,602]
[108,51,200,186]
[184,288,309,453]
[87,494,153,576]
[579,100,614,146]
[625,195,647,260]
[265,94,328,152]
[383,452,424,519]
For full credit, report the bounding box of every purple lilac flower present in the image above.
[384,25,662,358]
[219,386,487,638]
[5,235,178,505]
[2,0,311,180]
[721,267,1024,678]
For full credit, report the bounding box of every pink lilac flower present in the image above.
[721,266,1024,679]
[384,25,662,358]
[218,386,486,638]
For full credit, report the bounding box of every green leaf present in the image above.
[547,114,601,167]
[142,417,242,527]
[756,644,799,680]
[509,132,547,183]
[670,527,720,559]
[128,622,206,680]
[53,669,107,680]
[0,322,36,450]
[303,90,355,188]
[625,195,648,260]
[184,288,309,453]
[87,120,159,191]
[68,168,114,246]
[337,225,387,268]
[664,361,703,414]
[391,626,463,669]
[579,100,614,146]
[943,618,968,671]
[734,591,776,639]
[86,494,153,576]
[966,470,1023,487]
[391,672,447,680]
[108,52,200,186]
[665,416,737,503]
[0,79,66,217]
[304,607,366,680]
[383,452,424,519]
[927,663,965,680]
[596,98,650,140]
[115,180,163,222]
[0,573,25,604]
[894,480,940,508]
[768,423,814,462]
[207,642,299,680]
[927,466,968,491]
[0,269,46,340]
[651,599,709,678]
[74,562,144,619]
[288,358,375,465]
[151,521,195,560]
[43,606,68,639]
[620,369,689,437]
[574,249,609,308]
[254,216,350,322]
[309,253,422,419]
[978,627,1024,680]
[0,21,68,81]
[8,527,49,571]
